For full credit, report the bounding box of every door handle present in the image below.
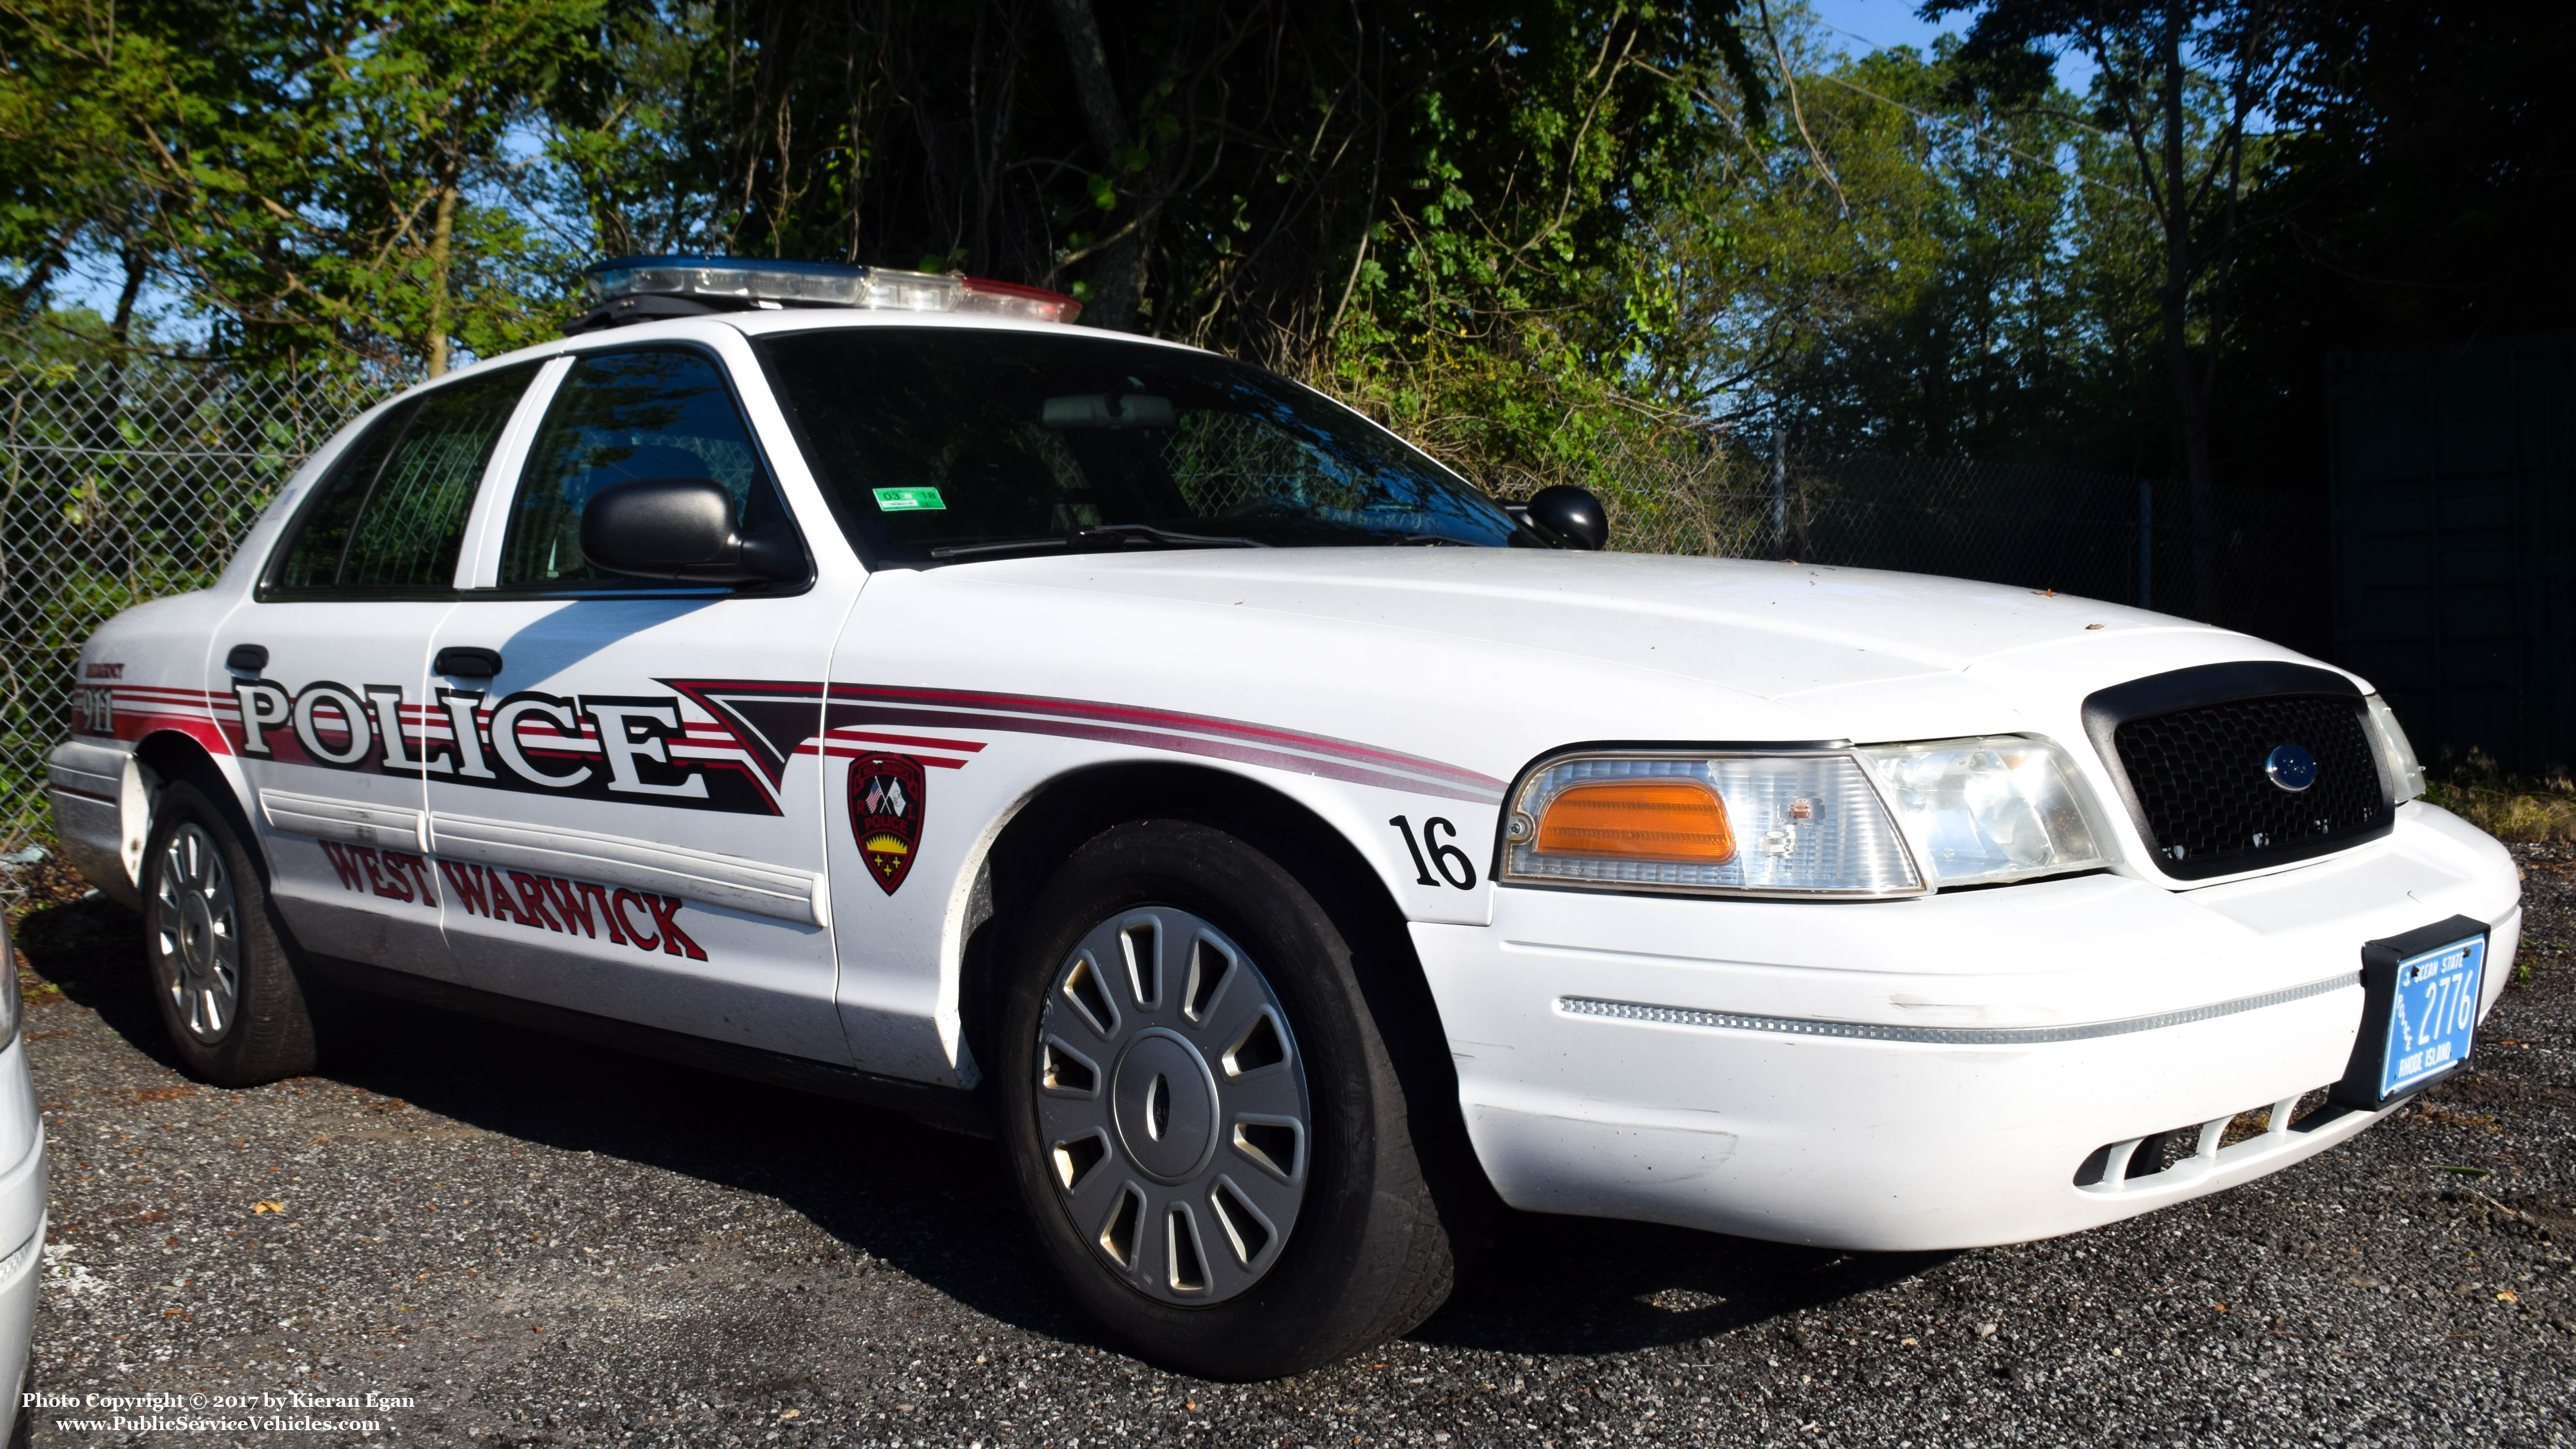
[434,646,503,678]
[225,643,269,674]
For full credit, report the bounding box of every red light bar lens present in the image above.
[959,277,1084,325]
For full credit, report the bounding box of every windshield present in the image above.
[754,328,1522,563]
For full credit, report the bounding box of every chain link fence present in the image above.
[0,358,2329,903]
[1577,442,2326,648]
[1,359,386,895]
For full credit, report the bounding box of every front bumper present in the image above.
[1414,801,2521,1251]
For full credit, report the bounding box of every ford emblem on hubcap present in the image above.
[2264,743,2319,792]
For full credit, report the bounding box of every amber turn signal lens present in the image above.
[1533,780,1737,863]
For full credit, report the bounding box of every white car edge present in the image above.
[0,911,44,1434]
[41,297,2520,1379]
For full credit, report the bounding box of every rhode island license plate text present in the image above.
[2381,935,2486,1098]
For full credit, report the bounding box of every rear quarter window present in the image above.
[267,363,538,595]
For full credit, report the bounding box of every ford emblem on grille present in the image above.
[2264,743,2319,792]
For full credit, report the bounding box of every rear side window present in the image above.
[499,347,794,589]
[271,364,536,593]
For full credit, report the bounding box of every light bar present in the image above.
[582,256,1082,324]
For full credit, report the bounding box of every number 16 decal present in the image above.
[1391,815,1477,889]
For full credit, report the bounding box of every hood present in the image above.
[917,546,2297,677]
[862,547,2338,765]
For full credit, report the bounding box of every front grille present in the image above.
[2112,693,2385,875]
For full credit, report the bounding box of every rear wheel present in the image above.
[996,818,1452,1379]
[141,780,318,1087]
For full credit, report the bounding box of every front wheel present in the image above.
[996,818,1453,1379]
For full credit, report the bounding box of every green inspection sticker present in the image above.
[873,486,945,512]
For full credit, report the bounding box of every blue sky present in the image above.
[1804,0,2100,92]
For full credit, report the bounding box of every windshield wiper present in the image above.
[927,535,1071,560]
[1078,523,1266,548]
[929,523,1267,560]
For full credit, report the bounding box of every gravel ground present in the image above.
[12,846,2575,1448]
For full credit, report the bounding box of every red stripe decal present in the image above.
[822,682,1501,789]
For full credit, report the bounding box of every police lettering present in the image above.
[231,680,715,802]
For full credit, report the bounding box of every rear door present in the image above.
[422,341,856,1062]
[210,363,541,981]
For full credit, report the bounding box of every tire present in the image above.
[995,817,1453,1379]
[140,779,319,1087]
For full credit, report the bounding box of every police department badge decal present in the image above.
[848,754,926,894]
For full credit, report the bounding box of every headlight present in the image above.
[1499,750,1926,897]
[2363,693,2426,802]
[1855,736,2110,887]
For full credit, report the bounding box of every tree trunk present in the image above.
[3,248,61,322]
[425,184,461,377]
[108,242,149,346]
[2164,300,2222,622]
[2156,0,2222,622]
[1046,0,1150,331]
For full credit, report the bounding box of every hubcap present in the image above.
[151,822,241,1045]
[1034,906,1311,1306]
[1111,1028,1221,1182]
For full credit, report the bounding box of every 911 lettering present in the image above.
[73,686,116,737]
[314,839,707,958]
[229,677,779,815]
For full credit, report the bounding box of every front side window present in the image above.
[755,328,1523,563]
[271,364,535,593]
[500,347,794,589]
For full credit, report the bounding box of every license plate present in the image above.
[2334,916,2491,1111]
[2378,935,2485,1098]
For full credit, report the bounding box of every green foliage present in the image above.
[2,0,602,372]
[2425,771,2576,846]
[6,0,2561,536]
[1334,10,2158,510]
[1626,25,2157,460]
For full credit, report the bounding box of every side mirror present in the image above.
[579,477,800,584]
[1525,485,1608,550]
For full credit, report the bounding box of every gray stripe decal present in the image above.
[1558,973,2360,1046]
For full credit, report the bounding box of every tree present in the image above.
[471,0,1797,502]
[0,0,246,343]
[1618,25,2107,452]
[2,0,599,373]
[2216,4,2576,499]
[1927,0,2309,618]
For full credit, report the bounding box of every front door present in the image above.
[422,343,852,1062]
[210,363,540,985]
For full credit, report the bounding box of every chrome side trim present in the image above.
[1558,973,2359,1046]
[426,810,827,927]
[257,789,430,852]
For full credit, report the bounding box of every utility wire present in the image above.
[1795,17,2142,201]
[1810,70,2140,199]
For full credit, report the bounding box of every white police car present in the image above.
[44,257,2520,1378]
